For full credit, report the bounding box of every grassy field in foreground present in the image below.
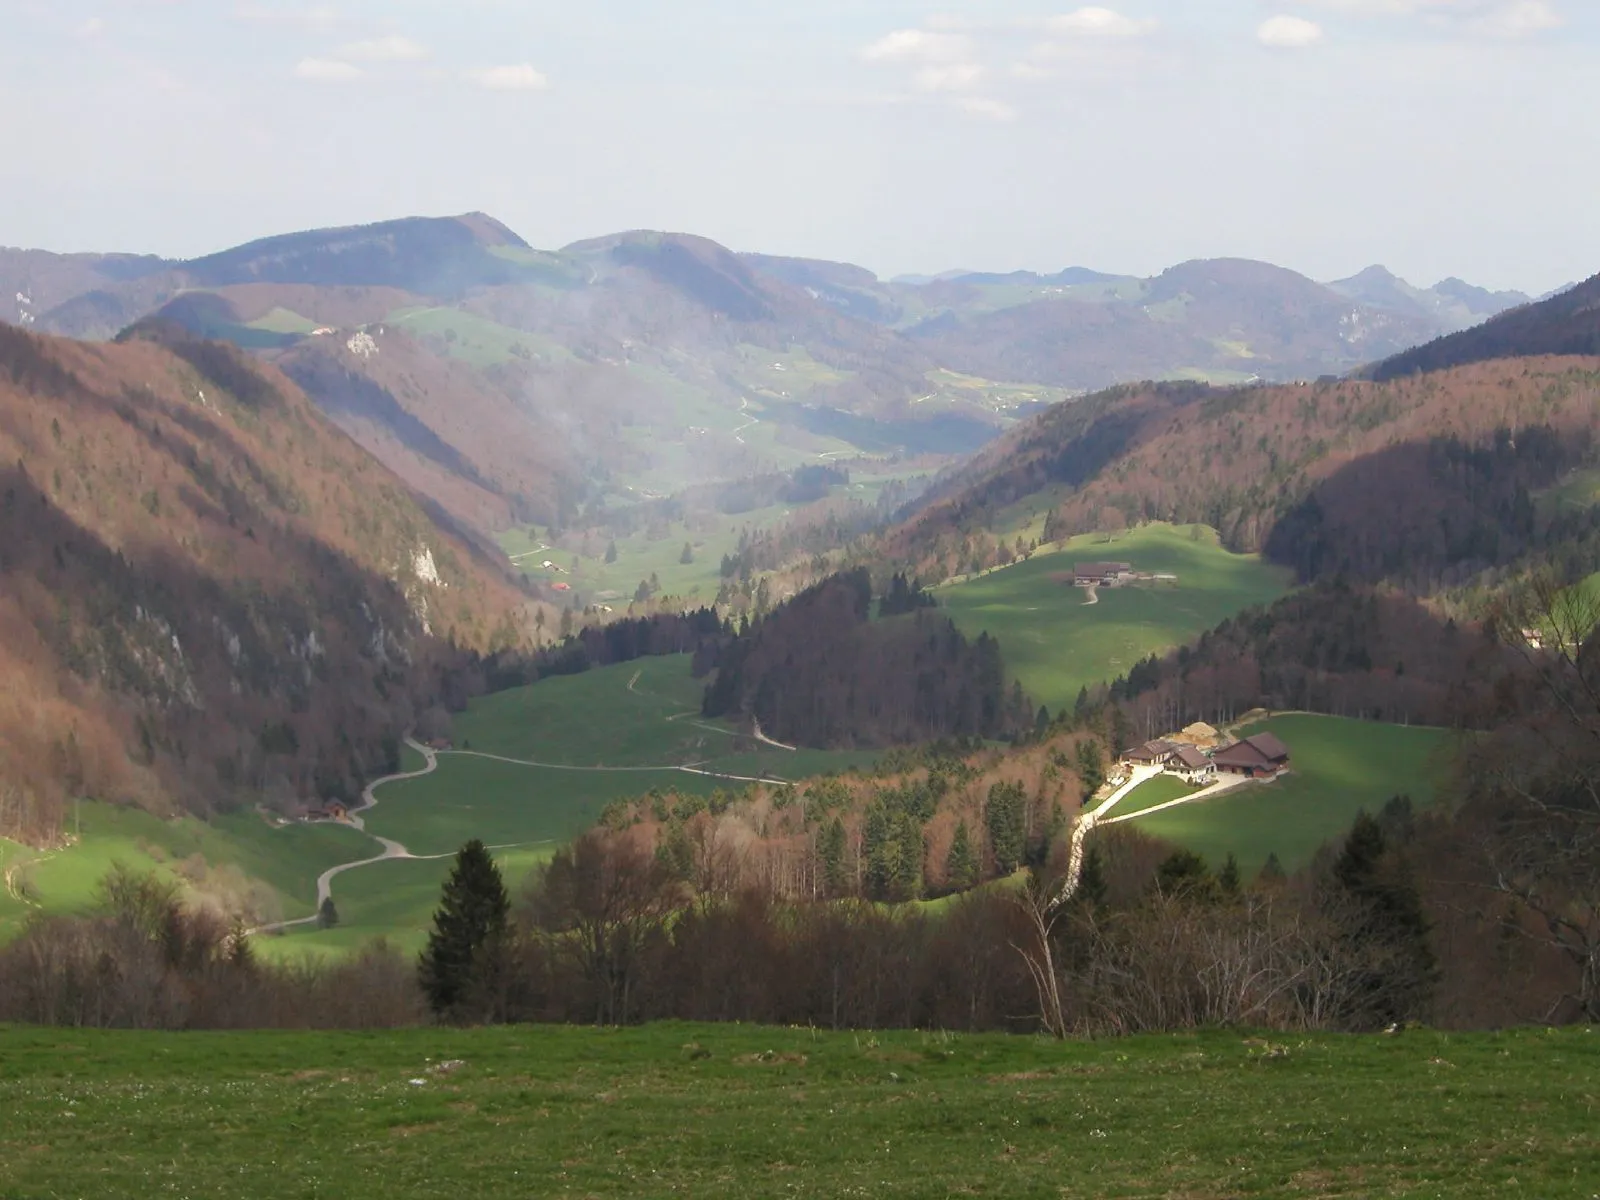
[1127,715,1456,875]
[940,524,1293,713]
[2,1022,1595,1198]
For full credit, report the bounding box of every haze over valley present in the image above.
[3,4,1599,1196]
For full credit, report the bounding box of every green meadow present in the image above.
[5,658,874,957]
[940,524,1293,713]
[2,1021,1595,1198]
[1123,714,1456,875]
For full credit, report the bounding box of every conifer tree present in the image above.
[604,540,618,564]
[419,839,510,1020]
[945,821,978,892]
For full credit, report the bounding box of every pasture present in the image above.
[1,1021,1595,1198]
[1124,714,1456,875]
[940,524,1293,712]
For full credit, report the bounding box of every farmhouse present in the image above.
[1124,739,1177,767]
[1167,744,1216,784]
[1212,732,1292,779]
[1073,561,1134,587]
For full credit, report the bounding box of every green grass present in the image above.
[387,306,571,368]
[245,306,317,335]
[1111,774,1196,817]
[2,1022,1596,1198]
[1127,715,1456,875]
[12,803,373,926]
[365,756,715,857]
[940,524,1293,712]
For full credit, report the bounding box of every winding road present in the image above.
[251,738,449,935]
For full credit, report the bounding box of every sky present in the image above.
[1,0,1595,293]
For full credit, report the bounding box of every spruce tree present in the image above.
[679,542,694,565]
[1218,853,1242,897]
[604,540,618,564]
[1077,845,1108,908]
[317,897,339,928]
[945,821,978,892]
[418,840,510,1020]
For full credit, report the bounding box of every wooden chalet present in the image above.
[1124,739,1177,767]
[1073,561,1134,587]
[1167,744,1215,783]
[1211,733,1291,778]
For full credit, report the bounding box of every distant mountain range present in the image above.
[0,214,1554,542]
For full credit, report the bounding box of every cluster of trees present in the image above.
[1103,582,1524,735]
[698,570,1032,748]
[481,608,724,693]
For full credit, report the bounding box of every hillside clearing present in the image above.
[1124,714,1456,874]
[940,524,1293,712]
[1,1022,1595,1198]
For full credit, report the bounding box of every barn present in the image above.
[1211,733,1291,778]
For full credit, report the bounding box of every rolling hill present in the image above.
[7,217,1527,555]
[0,320,533,845]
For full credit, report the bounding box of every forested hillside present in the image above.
[0,322,531,844]
[1365,272,1600,381]
[886,357,1600,592]
[697,570,1029,748]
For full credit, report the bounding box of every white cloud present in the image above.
[465,64,550,91]
[235,4,339,32]
[1292,0,1565,33]
[75,17,106,38]
[1470,0,1563,36]
[341,35,428,62]
[914,62,985,92]
[957,96,1019,121]
[294,57,362,81]
[1044,7,1159,37]
[1258,15,1327,46]
[862,29,974,63]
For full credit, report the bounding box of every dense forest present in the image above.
[698,569,1030,748]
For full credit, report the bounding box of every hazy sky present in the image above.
[2,0,1594,292]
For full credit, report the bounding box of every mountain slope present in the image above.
[1364,272,1600,381]
[903,258,1437,390]
[0,322,531,844]
[885,356,1600,590]
[1326,265,1529,332]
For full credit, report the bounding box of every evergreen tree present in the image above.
[986,781,1026,875]
[1075,738,1105,803]
[418,840,510,1020]
[1155,849,1215,902]
[819,817,848,897]
[679,542,694,565]
[945,821,978,892]
[1258,852,1286,886]
[1218,853,1242,897]
[604,540,618,564]
[1330,813,1435,1026]
[1077,845,1108,908]
[317,897,339,928]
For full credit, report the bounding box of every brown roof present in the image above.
[1243,732,1291,762]
[1126,739,1176,762]
[1213,733,1291,769]
[1213,740,1271,769]
[1170,745,1211,770]
[1074,562,1133,577]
